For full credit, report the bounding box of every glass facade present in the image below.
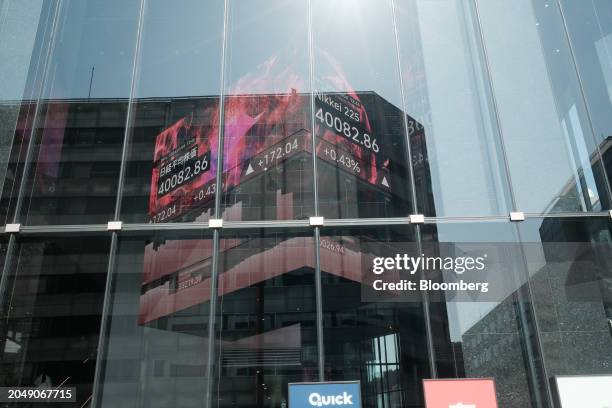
[0,1,610,407]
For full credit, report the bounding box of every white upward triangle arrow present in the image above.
[381,176,389,188]
[245,163,254,175]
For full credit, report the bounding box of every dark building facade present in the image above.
[0,1,612,407]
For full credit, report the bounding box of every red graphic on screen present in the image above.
[222,90,309,188]
[149,105,220,223]
[314,50,383,186]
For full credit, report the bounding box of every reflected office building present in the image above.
[1,1,612,408]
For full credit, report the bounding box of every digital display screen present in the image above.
[140,90,418,323]
[147,92,311,223]
[314,91,388,190]
[147,90,399,223]
[149,104,219,223]
[142,52,419,324]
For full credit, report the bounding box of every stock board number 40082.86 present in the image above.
[157,155,209,196]
[315,108,379,153]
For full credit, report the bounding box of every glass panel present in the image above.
[213,228,317,407]
[17,0,141,225]
[120,0,224,223]
[319,225,430,407]
[98,230,214,407]
[0,0,53,225]
[421,221,548,407]
[560,0,612,197]
[312,0,413,219]
[0,235,111,405]
[476,0,610,213]
[0,235,8,275]
[519,217,612,379]
[220,0,313,221]
[395,0,511,217]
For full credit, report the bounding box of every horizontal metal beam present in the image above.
[2,211,609,236]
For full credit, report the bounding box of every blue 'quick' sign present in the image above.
[288,381,362,408]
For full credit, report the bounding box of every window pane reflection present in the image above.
[99,230,214,407]
[213,228,317,407]
[120,0,224,223]
[0,0,48,225]
[421,221,548,407]
[19,0,140,225]
[312,0,414,218]
[0,236,110,406]
[519,217,612,379]
[320,225,429,407]
[220,0,313,221]
[396,0,512,217]
[560,0,612,198]
[476,0,610,214]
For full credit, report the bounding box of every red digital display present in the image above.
[148,92,312,223]
[147,90,393,224]
[141,54,403,325]
[140,89,400,322]
[149,104,220,223]
[314,91,390,191]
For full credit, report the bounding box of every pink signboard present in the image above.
[423,378,498,408]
